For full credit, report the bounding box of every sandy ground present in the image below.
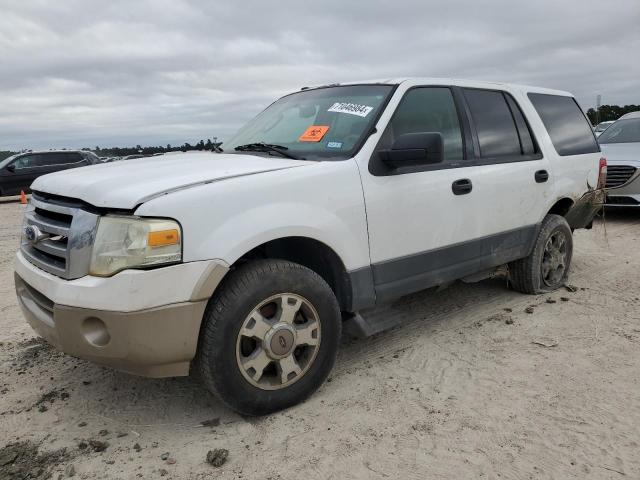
[1,196,639,479]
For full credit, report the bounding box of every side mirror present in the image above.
[6,164,15,173]
[379,132,444,168]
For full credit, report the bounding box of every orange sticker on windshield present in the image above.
[299,125,330,142]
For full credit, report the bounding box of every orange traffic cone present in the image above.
[20,190,27,204]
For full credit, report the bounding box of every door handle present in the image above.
[535,170,549,183]
[452,178,472,195]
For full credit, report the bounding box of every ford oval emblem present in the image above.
[24,225,46,245]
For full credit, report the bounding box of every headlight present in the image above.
[89,216,182,277]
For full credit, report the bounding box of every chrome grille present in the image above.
[21,193,99,279]
[606,165,637,188]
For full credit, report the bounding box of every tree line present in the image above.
[0,139,222,161]
[586,105,640,125]
[89,139,222,157]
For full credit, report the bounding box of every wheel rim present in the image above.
[235,293,321,391]
[541,230,568,287]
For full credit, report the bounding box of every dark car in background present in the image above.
[0,150,100,197]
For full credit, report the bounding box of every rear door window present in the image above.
[37,154,63,166]
[527,93,599,156]
[463,89,522,158]
[38,153,84,166]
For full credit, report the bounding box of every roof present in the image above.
[306,77,573,97]
[15,149,86,155]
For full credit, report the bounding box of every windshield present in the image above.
[595,122,613,132]
[598,119,640,144]
[0,154,19,169]
[224,84,394,160]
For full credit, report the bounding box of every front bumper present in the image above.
[604,195,640,207]
[14,252,229,377]
[605,162,640,207]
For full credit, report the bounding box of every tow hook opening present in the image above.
[82,317,111,347]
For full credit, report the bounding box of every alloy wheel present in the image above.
[235,293,321,390]
[541,230,568,287]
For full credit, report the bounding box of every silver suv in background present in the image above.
[600,117,640,207]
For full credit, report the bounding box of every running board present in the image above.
[343,283,453,338]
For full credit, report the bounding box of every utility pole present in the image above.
[596,95,602,124]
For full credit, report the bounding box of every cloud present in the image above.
[0,0,638,150]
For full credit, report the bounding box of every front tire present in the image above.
[509,214,573,294]
[197,259,341,415]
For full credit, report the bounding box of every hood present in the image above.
[31,151,310,209]
[599,143,640,163]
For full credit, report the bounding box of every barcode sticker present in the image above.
[327,102,374,118]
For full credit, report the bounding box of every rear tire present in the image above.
[509,214,573,294]
[197,259,341,415]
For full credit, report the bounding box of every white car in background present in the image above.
[600,116,640,207]
[618,111,640,120]
[594,120,615,137]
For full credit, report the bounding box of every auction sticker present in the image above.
[299,125,330,142]
[327,102,373,117]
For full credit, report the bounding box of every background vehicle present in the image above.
[618,111,640,120]
[14,79,604,415]
[594,120,615,136]
[0,150,99,197]
[599,117,640,207]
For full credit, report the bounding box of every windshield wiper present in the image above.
[234,143,302,160]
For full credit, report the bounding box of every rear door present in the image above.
[358,84,553,303]
[460,88,555,233]
[37,152,88,175]
[59,152,89,170]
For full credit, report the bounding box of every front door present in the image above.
[3,154,41,195]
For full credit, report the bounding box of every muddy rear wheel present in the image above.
[509,214,573,294]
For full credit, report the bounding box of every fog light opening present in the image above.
[82,317,111,347]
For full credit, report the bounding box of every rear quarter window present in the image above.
[528,93,599,156]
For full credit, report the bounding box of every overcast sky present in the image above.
[1,0,638,151]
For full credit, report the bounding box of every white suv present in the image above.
[14,78,605,415]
